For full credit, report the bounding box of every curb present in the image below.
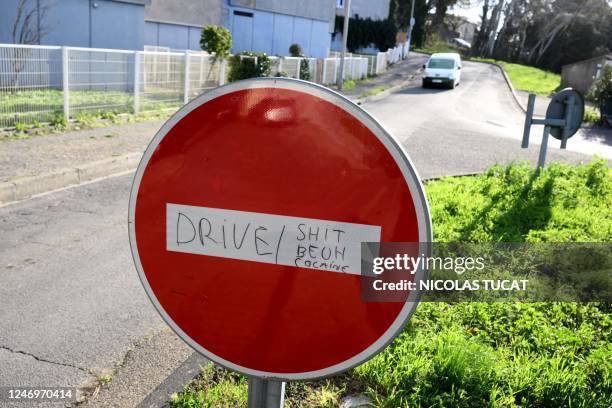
[137,352,208,408]
[473,60,527,113]
[354,66,424,105]
[0,152,142,206]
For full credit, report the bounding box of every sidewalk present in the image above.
[0,56,425,205]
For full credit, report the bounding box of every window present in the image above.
[233,10,253,17]
[428,59,455,69]
[337,0,344,8]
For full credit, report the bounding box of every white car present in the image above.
[422,53,462,89]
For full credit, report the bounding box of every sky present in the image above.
[450,2,484,24]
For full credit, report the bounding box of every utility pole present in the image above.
[405,0,416,54]
[337,0,351,90]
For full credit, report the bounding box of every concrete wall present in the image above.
[227,6,332,57]
[0,0,145,50]
[230,0,335,22]
[336,0,390,21]
[457,21,476,43]
[562,55,612,95]
[145,0,223,27]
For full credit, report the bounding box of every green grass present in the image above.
[471,58,561,96]
[414,44,463,55]
[172,160,611,407]
[360,85,391,98]
[584,106,601,125]
[342,79,357,91]
[0,88,183,130]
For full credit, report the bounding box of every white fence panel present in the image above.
[139,50,185,113]
[279,57,301,79]
[66,47,135,117]
[0,44,62,128]
[321,58,337,85]
[1,42,411,129]
[187,53,223,100]
[305,58,317,82]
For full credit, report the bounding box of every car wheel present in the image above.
[422,80,427,88]
[449,81,455,89]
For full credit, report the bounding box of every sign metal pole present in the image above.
[337,0,351,90]
[247,378,285,408]
[560,95,574,149]
[406,0,416,54]
[521,93,536,148]
[537,126,551,170]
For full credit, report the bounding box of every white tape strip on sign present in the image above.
[166,203,381,275]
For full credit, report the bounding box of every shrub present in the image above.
[288,44,302,57]
[335,16,397,52]
[587,65,612,105]
[584,106,600,124]
[228,51,271,82]
[200,25,232,58]
[288,43,310,81]
[587,65,612,125]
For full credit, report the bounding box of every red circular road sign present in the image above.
[129,78,431,380]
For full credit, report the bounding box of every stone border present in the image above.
[0,152,142,206]
[136,353,208,408]
[354,67,424,105]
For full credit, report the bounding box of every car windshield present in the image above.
[428,59,455,69]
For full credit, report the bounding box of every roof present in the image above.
[430,53,461,59]
[561,53,612,69]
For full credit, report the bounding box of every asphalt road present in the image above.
[0,58,608,405]
[0,174,165,404]
[364,59,610,179]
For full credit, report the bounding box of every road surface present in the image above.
[0,57,607,405]
[364,59,610,179]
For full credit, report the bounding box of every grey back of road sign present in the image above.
[546,88,584,140]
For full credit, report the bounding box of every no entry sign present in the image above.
[128,78,431,380]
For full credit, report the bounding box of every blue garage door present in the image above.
[232,11,254,54]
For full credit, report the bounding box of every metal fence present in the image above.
[0,43,408,129]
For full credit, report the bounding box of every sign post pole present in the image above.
[247,378,285,408]
[560,95,575,149]
[521,88,583,170]
[537,126,551,169]
[521,93,536,148]
[337,0,351,90]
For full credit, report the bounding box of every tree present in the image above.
[335,16,397,52]
[412,0,429,47]
[200,25,232,59]
[587,65,612,121]
[13,0,49,45]
[390,0,429,47]
[11,0,50,89]
[472,0,612,72]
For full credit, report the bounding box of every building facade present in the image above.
[144,0,224,50]
[225,0,335,58]
[562,54,612,95]
[1,0,336,57]
[0,0,148,50]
